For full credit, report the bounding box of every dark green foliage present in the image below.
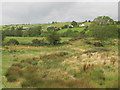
[55,28,60,31]
[88,20,91,22]
[93,42,104,47]
[7,39,19,45]
[116,21,120,24]
[71,21,78,27]
[88,25,118,41]
[93,16,114,25]
[61,29,73,37]
[3,26,41,37]
[32,39,46,45]
[27,26,41,37]
[2,30,23,37]
[0,30,6,41]
[61,29,81,38]
[47,26,55,31]
[46,30,61,45]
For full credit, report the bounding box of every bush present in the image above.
[32,39,40,44]
[93,42,104,47]
[32,39,46,45]
[7,39,19,45]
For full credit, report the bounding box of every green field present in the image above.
[4,37,72,44]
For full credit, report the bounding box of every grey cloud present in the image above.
[2,2,118,25]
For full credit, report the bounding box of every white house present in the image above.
[79,24,85,27]
[23,27,39,30]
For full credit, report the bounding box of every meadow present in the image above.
[1,18,119,88]
[2,36,118,88]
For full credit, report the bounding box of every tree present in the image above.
[71,21,78,27]
[47,26,55,32]
[88,20,91,22]
[93,16,114,25]
[116,21,120,24]
[46,28,61,45]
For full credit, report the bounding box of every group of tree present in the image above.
[2,26,41,37]
[46,27,61,45]
[87,16,118,42]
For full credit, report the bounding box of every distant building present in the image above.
[79,24,85,27]
[23,27,39,30]
[68,25,73,28]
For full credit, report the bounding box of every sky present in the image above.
[1,0,119,25]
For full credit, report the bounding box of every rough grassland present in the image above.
[2,37,118,88]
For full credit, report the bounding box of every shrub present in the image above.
[7,39,19,45]
[32,39,46,45]
[32,39,40,44]
[93,42,104,47]
[47,26,55,31]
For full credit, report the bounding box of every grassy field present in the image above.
[4,37,72,45]
[57,27,85,34]
[2,36,118,88]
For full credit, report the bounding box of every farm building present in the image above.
[79,24,85,27]
[23,27,39,30]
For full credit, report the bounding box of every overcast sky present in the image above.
[2,1,118,25]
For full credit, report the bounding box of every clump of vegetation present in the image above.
[5,66,21,82]
[46,30,61,45]
[93,41,104,47]
[21,66,42,87]
[71,21,78,27]
[32,39,46,45]
[7,39,19,45]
